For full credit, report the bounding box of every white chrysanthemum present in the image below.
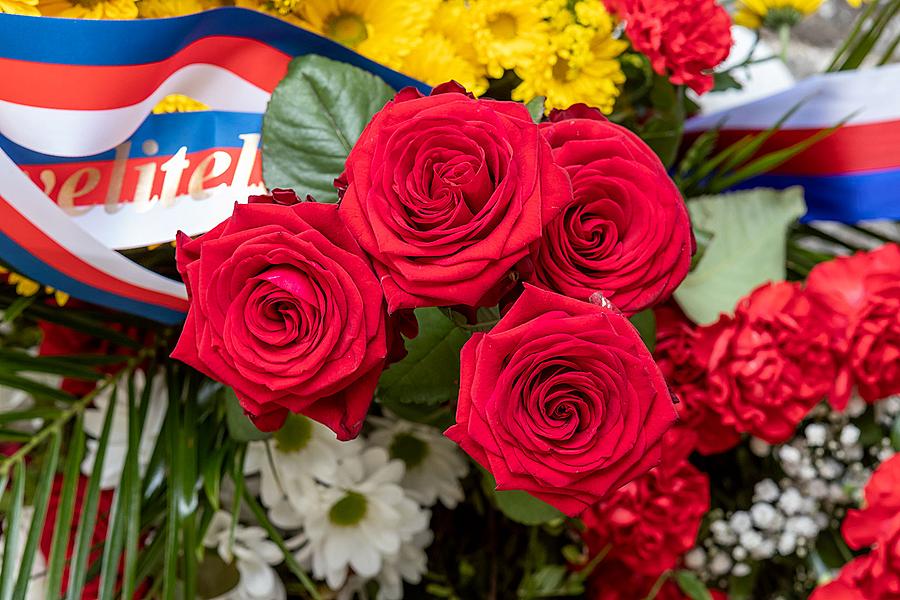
[244,414,362,528]
[203,511,286,600]
[290,447,430,590]
[0,507,47,599]
[337,530,433,600]
[82,370,167,489]
[368,416,468,508]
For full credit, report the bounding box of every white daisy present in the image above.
[81,370,167,489]
[243,414,362,528]
[337,530,433,600]
[290,447,431,590]
[368,416,468,508]
[203,510,286,600]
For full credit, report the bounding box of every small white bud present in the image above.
[805,424,828,447]
[840,425,861,447]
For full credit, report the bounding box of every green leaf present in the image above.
[378,308,469,406]
[0,462,26,600]
[674,570,712,600]
[890,416,900,451]
[0,349,105,381]
[45,415,85,599]
[712,71,743,92]
[673,187,806,325]
[224,387,272,442]
[11,432,61,600]
[639,78,685,168]
[0,373,76,404]
[525,96,546,123]
[262,54,395,203]
[481,471,563,526]
[629,310,656,353]
[66,386,118,600]
[1,296,34,324]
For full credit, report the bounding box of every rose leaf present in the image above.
[674,570,713,600]
[480,470,563,526]
[261,54,395,203]
[673,187,806,325]
[377,307,469,406]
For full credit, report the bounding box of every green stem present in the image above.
[779,24,791,63]
[643,570,671,600]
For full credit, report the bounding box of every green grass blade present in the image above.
[162,366,184,600]
[707,115,854,194]
[45,415,86,600]
[121,371,151,600]
[66,387,118,600]
[0,349,106,381]
[11,432,61,600]
[241,486,321,600]
[0,373,77,404]
[828,0,880,71]
[0,462,26,600]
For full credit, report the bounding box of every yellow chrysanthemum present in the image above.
[513,2,627,114]
[38,0,137,18]
[399,33,489,96]
[734,0,822,29]
[846,0,872,6]
[138,0,206,18]
[235,0,305,24]
[0,268,68,306]
[0,0,39,15]
[469,0,549,79]
[296,0,438,69]
[430,0,482,67]
[152,94,209,114]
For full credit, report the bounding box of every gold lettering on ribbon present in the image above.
[159,146,191,208]
[58,168,100,216]
[232,133,260,191]
[188,151,232,199]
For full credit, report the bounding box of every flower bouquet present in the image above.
[0,1,899,599]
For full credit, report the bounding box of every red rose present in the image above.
[615,0,732,95]
[807,244,900,408]
[582,455,709,577]
[445,285,677,516]
[693,281,837,444]
[654,305,741,455]
[338,85,571,311]
[524,108,693,315]
[172,200,392,440]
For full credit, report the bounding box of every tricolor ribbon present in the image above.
[0,8,426,324]
[686,63,900,223]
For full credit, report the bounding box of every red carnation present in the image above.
[812,455,900,599]
[693,281,838,444]
[581,455,709,577]
[614,0,733,95]
[807,244,900,409]
[654,305,741,455]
